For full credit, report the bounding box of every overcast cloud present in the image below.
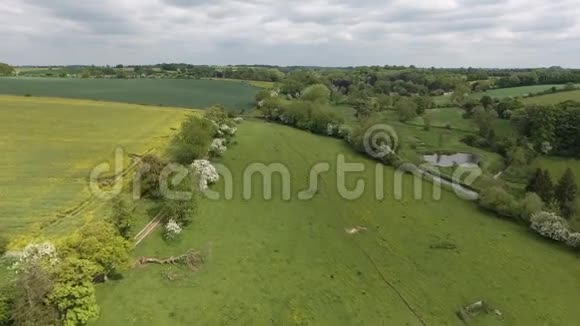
[0,0,579,67]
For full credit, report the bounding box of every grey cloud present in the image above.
[21,0,137,35]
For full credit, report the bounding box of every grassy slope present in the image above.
[95,121,580,326]
[0,77,258,110]
[0,95,189,235]
[523,89,580,105]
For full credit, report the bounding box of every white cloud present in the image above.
[0,0,578,67]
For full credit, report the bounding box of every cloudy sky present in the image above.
[1,0,579,67]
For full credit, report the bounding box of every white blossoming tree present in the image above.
[566,232,580,248]
[12,241,58,272]
[209,138,227,156]
[192,159,220,192]
[164,219,182,240]
[326,123,338,136]
[530,211,571,242]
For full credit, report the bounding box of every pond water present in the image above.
[423,152,478,167]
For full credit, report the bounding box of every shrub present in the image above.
[309,107,342,135]
[478,186,520,219]
[0,292,10,325]
[161,195,198,227]
[520,192,544,223]
[338,125,353,142]
[255,89,272,103]
[0,236,8,256]
[137,154,166,199]
[423,114,432,131]
[108,197,135,239]
[203,105,230,125]
[566,232,580,248]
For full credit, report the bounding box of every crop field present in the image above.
[0,95,189,235]
[523,89,580,105]
[0,77,258,110]
[201,77,275,89]
[95,120,580,325]
[15,67,83,77]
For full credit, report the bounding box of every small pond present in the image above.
[423,152,478,167]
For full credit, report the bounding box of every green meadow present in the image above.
[0,77,258,110]
[0,95,188,235]
[478,84,573,98]
[523,89,580,105]
[95,120,580,326]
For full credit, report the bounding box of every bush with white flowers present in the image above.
[12,241,58,272]
[219,124,237,137]
[279,114,291,125]
[338,125,353,142]
[327,123,338,136]
[566,232,580,248]
[210,138,227,156]
[530,211,571,242]
[233,117,244,124]
[164,219,182,240]
[192,159,219,192]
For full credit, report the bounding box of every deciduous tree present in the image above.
[48,258,100,326]
[61,222,131,281]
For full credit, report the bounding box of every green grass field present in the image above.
[95,120,580,325]
[523,89,580,105]
[0,77,258,110]
[476,84,573,99]
[407,107,474,131]
[0,95,188,235]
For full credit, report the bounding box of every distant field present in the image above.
[0,95,188,235]
[475,84,572,99]
[202,77,275,89]
[95,121,580,325]
[407,107,473,130]
[0,77,258,110]
[523,89,580,105]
